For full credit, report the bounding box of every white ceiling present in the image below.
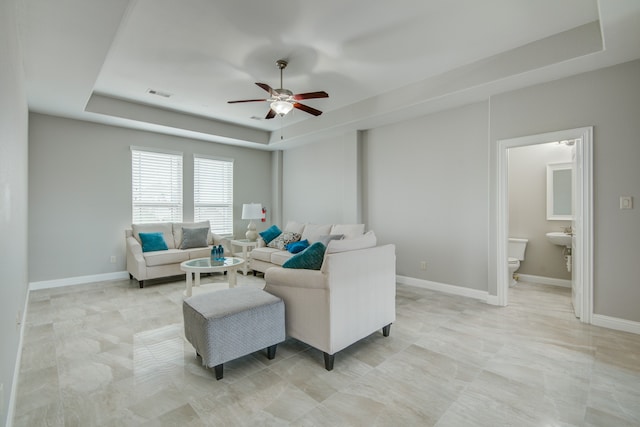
[16,0,640,149]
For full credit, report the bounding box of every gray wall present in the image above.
[509,143,572,279]
[489,59,640,322]
[282,131,361,225]
[285,59,640,323]
[28,114,273,283]
[364,102,490,290]
[0,0,29,423]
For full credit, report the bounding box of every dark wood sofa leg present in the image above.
[139,280,144,289]
[266,344,277,360]
[382,323,392,337]
[129,273,133,280]
[323,352,335,371]
[214,364,223,380]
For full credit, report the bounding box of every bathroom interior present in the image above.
[507,140,575,311]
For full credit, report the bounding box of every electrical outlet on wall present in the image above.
[420,261,427,270]
[110,255,117,263]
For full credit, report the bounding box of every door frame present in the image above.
[496,127,593,323]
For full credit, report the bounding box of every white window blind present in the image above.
[131,148,183,224]
[194,156,233,235]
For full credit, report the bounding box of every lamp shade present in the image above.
[242,203,262,220]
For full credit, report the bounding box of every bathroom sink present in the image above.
[546,232,572,248]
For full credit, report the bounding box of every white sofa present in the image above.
[264,239,396,370]
[126,221,228,288]
[250,222,366,274]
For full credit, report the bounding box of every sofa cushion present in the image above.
[330,224,365,239]
[271,251,294,266]
[301,224,333,243]
[173,221,212,247]
[283,242,326,270]
[259,225,282,245]
[326,230,377,254]
[180,227,209,249]
[132,223,175,249]
[143,249,189,267]
[184,247,212,259]
[284,221,305,234]
[251,247,281,262]
[267,231,301,250]
[139,232,169,252]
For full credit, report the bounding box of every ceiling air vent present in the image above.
[147,88,172,98]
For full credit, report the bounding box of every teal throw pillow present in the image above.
[286,239,309,254]
[139,232,168,252]
[259,225,282,244]
[283,242,326,270]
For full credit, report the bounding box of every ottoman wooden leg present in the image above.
[323,352,335,371]
[214,364,224,380]
[266,344,277,360]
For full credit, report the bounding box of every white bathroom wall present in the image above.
[509,142,572,280]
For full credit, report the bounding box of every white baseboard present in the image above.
[29,271,130,291]
[517,274,571,288]
[396,275,489,302]
[592,314,640,335]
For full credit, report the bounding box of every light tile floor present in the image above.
[13,276,640,426]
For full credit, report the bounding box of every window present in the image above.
[194,156,234,235]
[131,148,183,224]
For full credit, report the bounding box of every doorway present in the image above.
[496,127,593,323]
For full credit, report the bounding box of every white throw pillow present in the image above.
[326,230,377,253]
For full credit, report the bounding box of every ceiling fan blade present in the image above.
[255,82,275,95]
[265,109,276,119]
[294,103,323,116]
[293,91,329,100]
[227,99,267,104]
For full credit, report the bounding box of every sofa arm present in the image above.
[264,267,327,290]
[126,236,146,280]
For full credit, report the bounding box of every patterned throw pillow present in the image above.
[283,242,326,270]
[267,231,301,250]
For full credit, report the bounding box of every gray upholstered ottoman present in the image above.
[182,287,285,380]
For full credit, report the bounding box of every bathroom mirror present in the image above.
[547,162,573,220]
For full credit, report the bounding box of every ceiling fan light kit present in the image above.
[228,59,328,119]
[271,100,294,116]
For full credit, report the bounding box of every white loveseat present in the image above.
[264,238,396,370]
[250,222,366,274]
[126,221,228,288]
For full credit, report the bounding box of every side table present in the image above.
[230,239,258,275]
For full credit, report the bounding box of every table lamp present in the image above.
[241,203,262,241]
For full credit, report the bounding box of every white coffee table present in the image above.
[180,257,245,298]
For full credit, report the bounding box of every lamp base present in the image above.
[246,221,258,242]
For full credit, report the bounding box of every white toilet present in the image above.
[508,238,528,287]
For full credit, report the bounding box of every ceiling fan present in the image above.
[228,59,329,119]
